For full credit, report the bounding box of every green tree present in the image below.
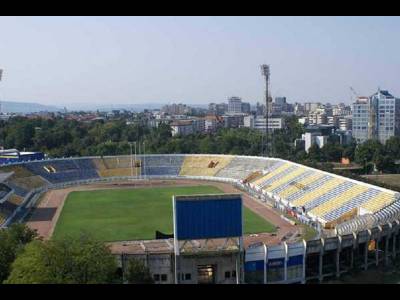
[0,224,38,283]
[307,144,324,162]
[321,143,344,162]
[5,234,118,284]
[385,136,400,160]
[374,154,395,173]
[124,258,154,284]
[342,141,357,161]
[354,139,384,165]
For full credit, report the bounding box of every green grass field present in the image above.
[53,185,276,242]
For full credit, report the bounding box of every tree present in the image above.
[374,154,395,173]
[2,241,52,284]
[342,141,357,161]
[385,136,400,160]
[307,144,324,162]
[0,224,38,283]
[354,139,384,165]
[5,233,118,284]
[124,258,154,284]
[321,143,343,162]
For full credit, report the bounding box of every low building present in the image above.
[171,120,194,136]
[308,112,327,125]
[338,116,352,131]
[222,114,245,128]
[204,116,223,133]
[170,118,205,136]
[303,132,327,153]
[243,115,284,131]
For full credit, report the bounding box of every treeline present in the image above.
[306,137,400,174]
[1,115,400,175]
[0,115,304,158]
[0,224,153,284]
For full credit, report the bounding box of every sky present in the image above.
[0,16,400,107]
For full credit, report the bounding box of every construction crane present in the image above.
[350,86,359,102]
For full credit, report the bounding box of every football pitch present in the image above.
[53,185,276,242]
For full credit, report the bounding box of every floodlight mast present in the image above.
[261,64,270,157]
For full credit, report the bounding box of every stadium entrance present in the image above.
[197,265,215,284]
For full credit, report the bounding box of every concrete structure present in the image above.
[352,90,400,144]
[161,103,192,115]
[222,114,244,128]
[338,116,352,131]
[294,103,305,116]
[173,194,243,284]
[209,103,227,116]
[171,120,194,136]
[228,97,243,114]
[204,116,222,133]
[333,103,352,117]
[246,221,400,283]
[303,132,327,153]
[308,112,328,125]
[327,116,339,127]
[304,102,321,114]
[241,102,251,114]
[243,115,284,132]
[352,97,370,143]
[111,219,400,284]
[170,119,205,137]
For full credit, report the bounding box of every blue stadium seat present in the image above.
[24,159,100,183]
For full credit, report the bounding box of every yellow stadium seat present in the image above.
[277,173,325,199]
[263,167,307,192]
[291,178,345,207]
[361,191,397,213]
[251,163,291,186]
[179,156,233,176]
[309,185,369,217]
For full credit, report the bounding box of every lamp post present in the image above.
[129,142,134,180]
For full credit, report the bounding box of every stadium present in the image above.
[1,154,400,284]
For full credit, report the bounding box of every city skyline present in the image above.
[1,16,400,106]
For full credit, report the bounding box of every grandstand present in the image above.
[179,155,233,176]
[93,157,141,177]
[24,159,99,184]
[0,154,398,238]
[0,153,398,284]
[215,156,278,180]
[141,155,184,176]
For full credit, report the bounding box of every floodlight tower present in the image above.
[261,64,271,157]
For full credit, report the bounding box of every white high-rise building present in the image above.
[352,90,400,144]
[228,97,243,114]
